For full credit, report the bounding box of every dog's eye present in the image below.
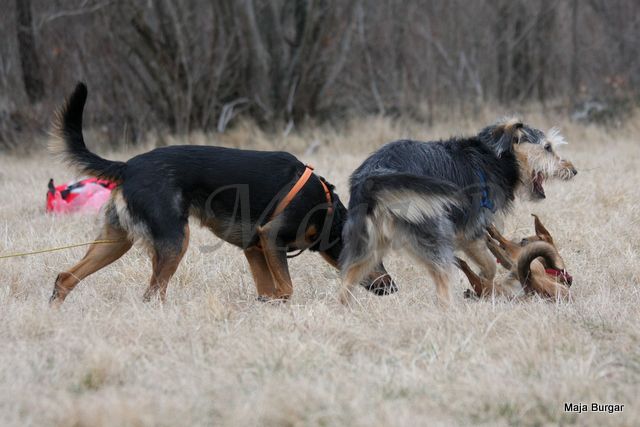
[544,144,552,152]
[520,238,528,246]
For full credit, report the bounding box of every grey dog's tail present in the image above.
[50,83,126,182]
[340,173,460,269]
[516,241,564,286]
[355,173,460,208]
[353,173,460,222]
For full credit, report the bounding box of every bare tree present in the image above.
[15,0,44,103]
[1,0,639,150]
[571,0,580,104]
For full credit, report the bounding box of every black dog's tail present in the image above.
[50,83,126,182]
[516,241,564,286]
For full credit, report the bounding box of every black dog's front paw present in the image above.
[463,289,479,300]
[362,274,398,296]
[256,295,289,303]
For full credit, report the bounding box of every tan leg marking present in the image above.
[143,225,190,303]
[339,259,378,306]
[244,247,279,298]
[461,239,497,283]
[422,263,452,306]
[50,224,132,306]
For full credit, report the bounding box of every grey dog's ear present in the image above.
[479,119,523,157]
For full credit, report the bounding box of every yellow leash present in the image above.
[0,239,123,260]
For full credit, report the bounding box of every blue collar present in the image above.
[477,170,496,213]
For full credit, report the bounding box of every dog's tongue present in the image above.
[545,268,573,286]
[532,172,546,199]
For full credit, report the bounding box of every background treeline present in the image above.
[1,0,638,149]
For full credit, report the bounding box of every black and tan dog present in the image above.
[339,118,577,305]
[457,215,573,300]
[49,83,395,306]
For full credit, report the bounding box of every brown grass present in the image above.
[1,116,639,426]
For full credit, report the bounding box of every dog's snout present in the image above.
[559,160,578,179]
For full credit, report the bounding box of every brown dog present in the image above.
[457,215,572,299]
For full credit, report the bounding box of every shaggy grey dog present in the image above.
[339,118,578,305]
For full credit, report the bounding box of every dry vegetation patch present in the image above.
[0,117,639,426]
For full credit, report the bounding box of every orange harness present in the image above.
[258,165,333,258]
[270,165,333,220]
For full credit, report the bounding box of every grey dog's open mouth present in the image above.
[532,171,546,199]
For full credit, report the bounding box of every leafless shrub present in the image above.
[0,0,638,150]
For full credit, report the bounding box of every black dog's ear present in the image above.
[479,119,523,157]
[318,176,335,191]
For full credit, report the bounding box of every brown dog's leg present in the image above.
[486,224,508,245]
[143,225,189,302]
[244,246,278,299]
[455,257,489,297]
[485,235,514,271]
[256,224,293,300]
[487,225,522,260]
[50,224,132,306]
[456,257,492,297]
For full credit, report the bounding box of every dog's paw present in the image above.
[256,295,289,304]
[338,288,356,307]
[463,289,479,300]
[49,295,63,309]
[361,274,398,296]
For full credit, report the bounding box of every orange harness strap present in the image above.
[319,178,334,216]
[270,165,333,221]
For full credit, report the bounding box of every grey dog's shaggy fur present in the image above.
[338,118,578,305]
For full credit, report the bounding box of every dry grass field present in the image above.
[1,115,639,426]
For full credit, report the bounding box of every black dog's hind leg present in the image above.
[50,224,132,307]
[143,224,190,303]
